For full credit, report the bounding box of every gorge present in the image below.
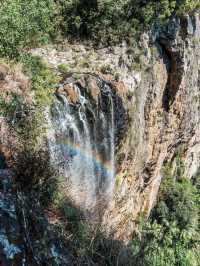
[0,3,200,265]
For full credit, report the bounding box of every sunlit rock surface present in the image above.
[0,10,199,264]
[35,11,200,240]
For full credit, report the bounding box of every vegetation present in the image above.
[0,0,55,57]
[0,60,30,127]
[28,0,200,45]
[35,156,200,265]
[37,174,121,265]
[0,56,60,150]
[131,165,200,266]
[19,57,59,151]
[100,64,114,75]
[58,63,71,74]
[21,54,60,108]
[0,92,27,126]
[0,0,199,57]
[0,1,199,265]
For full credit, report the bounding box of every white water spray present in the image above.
[46,79,115,211]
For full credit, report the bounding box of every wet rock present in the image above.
[0,153,7,169]
[63,84,80,104]
[85,75,100,103]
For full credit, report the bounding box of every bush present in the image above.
[56,0,199,45]
[154,178,199,229]
[131,168,200,266]
[21,54,60,108]
[58,63,71,74]
[176,0,200,14]
[0,0,199,56]
[0,0,55,57]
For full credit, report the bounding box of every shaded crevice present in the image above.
[158,38,184,112]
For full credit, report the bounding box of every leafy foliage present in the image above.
[16,55,61,152]
[58,63,71,74]
[0,0,199,57]
[131,167,200,266]
[0,0,55,57]
[21,54,60,108]
[56,0,200,44]
[0,55,60,162]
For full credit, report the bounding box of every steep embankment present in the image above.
[31,11,200,240]
[0,10,199,265]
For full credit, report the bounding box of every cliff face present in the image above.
[103,11,200,240]
[0,10,199,264]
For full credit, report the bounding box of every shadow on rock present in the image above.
[0,150,134,265]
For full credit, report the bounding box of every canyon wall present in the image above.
[0,10,199,264]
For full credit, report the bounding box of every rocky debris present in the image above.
[30,41,142,95]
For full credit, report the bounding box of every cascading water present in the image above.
[46,77,115,211]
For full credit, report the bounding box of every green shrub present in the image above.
[56,0,199,45]
[0,0,55,57]
[21,54,60,108]
[176,0,200,14]
[58,63,71,74]
[131,167,200,266]
[155,178,199,229]
[0,0,199,56]
[9,55,60,150]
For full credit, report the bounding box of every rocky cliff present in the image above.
[0,10,199,265]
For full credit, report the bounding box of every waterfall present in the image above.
[46,78,115,211]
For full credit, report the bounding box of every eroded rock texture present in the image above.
[103,11,200,240]
[0,10,199,263]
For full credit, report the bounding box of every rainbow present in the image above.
[55,137,114,177]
